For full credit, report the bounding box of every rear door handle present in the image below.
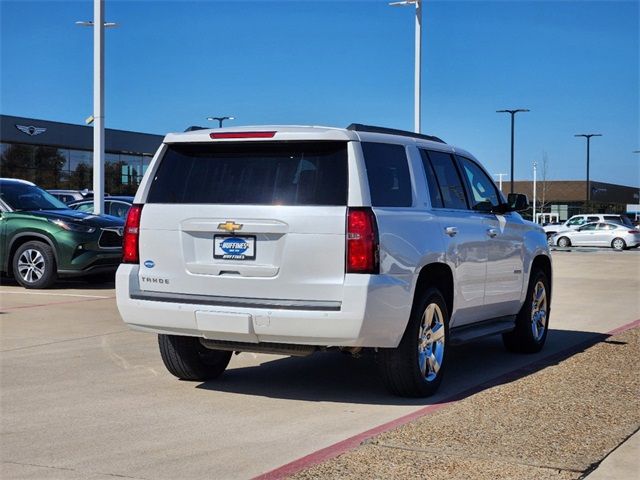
[445,227,458,237]
[487,228,498,238]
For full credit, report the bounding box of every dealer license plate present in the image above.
[214,235,256,260]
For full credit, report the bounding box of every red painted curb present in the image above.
[253,318,640,480]
[607,318,640,335]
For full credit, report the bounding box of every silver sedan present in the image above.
[552,222,640,250]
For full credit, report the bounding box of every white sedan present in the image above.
[552,222,640,250]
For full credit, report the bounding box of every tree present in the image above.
[1,144,36,181]
[33,146,66,188]
[538,152,551,215]
[70,163,92,190]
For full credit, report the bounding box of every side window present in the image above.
[423,150,468,210]
[76,202,94,212]
[418,150,443,208]
[109,202,130,219]
[457,156,501,210]
[580,223,597,231]
[566,216,585,226]
[361,142,412,207]
[587,216,599,223]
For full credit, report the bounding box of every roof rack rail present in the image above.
[346,123,445,144]
[184,125,208,132]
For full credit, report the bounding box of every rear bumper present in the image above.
[115,264,412,348]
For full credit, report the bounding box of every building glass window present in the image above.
[141,155,153,179]
[68,149,93,190]
[1,142,148,195]
[0,143,68,188]
[105,153,120,164]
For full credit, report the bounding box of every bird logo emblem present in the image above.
[15,125,47,136]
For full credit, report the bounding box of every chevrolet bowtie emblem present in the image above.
[218,221,243,232]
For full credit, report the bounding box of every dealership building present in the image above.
[0,115,163,195]
[512,180,640,220]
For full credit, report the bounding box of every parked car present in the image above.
[543,214,634,244]
[0,178,124,288]
[68,196,134,219]
[551,222,640,250]
[115,124,552,398]
[47,189,94,204]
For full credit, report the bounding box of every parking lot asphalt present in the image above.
[1,250,639,480]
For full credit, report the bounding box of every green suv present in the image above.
[0,178,124,288]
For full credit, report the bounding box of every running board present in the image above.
[449,316,517,346]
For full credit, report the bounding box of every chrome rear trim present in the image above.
[130,289,342,311]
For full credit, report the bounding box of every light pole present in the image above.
[494,173,507,192]
[574,133,602,205]
[532,161,537,223]
[76,0,117,216]
[207,116,235,128]
[389,0,422,133]
[496,109,529,194]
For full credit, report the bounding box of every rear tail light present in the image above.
[122,204,143,264]
[210,131,276,139]
[628,230,639,234]
[346,207,379,274]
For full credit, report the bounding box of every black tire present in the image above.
[503,270,550,353]
[378,287,449,397]
[611,238,626,251]
[158,334,232,381]
[557,237,571,248]
[12,241,57,289]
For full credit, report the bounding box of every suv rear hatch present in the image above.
[138,139,348,304]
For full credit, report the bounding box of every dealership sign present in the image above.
[15,124,47,136]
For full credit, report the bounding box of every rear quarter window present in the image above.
[146,141,348,206]
[361,142,412,207]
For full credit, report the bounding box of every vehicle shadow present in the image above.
[196,329,610,406]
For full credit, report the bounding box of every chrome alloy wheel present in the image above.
[531,281,548,341]
[17,249,45,283]
[612,238,625,251]
[418,303,446,382]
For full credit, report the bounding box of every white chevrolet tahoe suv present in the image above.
[116,124,552,397]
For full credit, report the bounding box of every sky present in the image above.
[1,0,638,186]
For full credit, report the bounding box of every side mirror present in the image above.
[507,193,529,212]
[473,201,494,213]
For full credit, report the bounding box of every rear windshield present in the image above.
[146,141,348,206]
[603,215,633,227]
